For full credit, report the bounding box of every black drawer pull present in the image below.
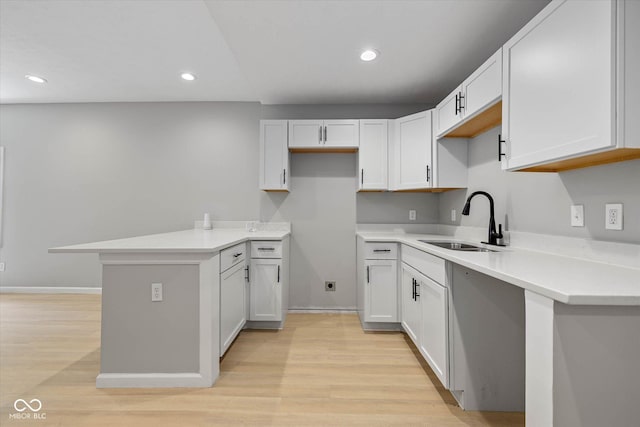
[373,249,391,253]
[232,252,243,258]
[257,247,275,251]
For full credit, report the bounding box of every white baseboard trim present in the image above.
[96,372,213,388]
[288,308,357,314]
[0,286,102,294]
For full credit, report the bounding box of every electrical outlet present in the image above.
[0,262,5,272]
[451,209,456,222]
[409,210,416,221]
[325,281,336,292]
[570,205,584,227]
[605,204,623,230]
[151,283,163,302]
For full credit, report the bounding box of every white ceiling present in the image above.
[0,0,549,105]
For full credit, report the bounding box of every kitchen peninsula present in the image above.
[49,223,290,388]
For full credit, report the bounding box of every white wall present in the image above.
[438,126,640,243]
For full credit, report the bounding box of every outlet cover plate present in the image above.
[605,203,623,230]
[151,283,163,302]
[570,205,584,227]
[409,210,416,221]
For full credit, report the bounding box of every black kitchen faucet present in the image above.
[462,191,505,246]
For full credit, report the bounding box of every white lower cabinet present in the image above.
[249,240,288,324]
[219,243,247,356]
[249,258,282,321]
[401,264,421,343]
[401,245,450,388]
[364,259,398,322]
[220,261,246,356]
[419,275,448,385]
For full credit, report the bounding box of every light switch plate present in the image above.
[605,204,623,230]
[409,210,416,221]
[570,205,584,227]
[451,209,457,222]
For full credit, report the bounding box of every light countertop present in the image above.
[49,228,290,254]
[358,231,640,306]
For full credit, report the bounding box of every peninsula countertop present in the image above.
[49,228,290,254]
[358,231,640,306]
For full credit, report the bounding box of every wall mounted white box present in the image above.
[605,204,623,230]
[570,205,584,227]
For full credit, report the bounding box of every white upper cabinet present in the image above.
[358,119,388,191]
[435,85,463,138]
[462,49,502,121]
[288,120,359,150]
[502,0,640,172]
[390,111,433,190]
[435,49,502,138]
[259,120,290,191]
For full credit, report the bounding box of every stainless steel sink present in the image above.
[418,240,497,252]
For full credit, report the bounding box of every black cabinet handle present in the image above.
[366,266,370,283]
[498,134,506,161]
[277,265,280,283]
[257,247,275,251]
[283,169,286,184]
[455,93,459,116]
[233,252,243,258]
[319,126,322,144]
[373,249,391,253]
[245,266,250,282]
[412,278,416,300]
[324,126,327,142]
[361,169,364,185]
[426,165,430,182]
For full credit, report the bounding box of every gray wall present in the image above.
[260,103,435,310]
[0,101,434,311]
[439,126,640,244]
[0,102,262,288]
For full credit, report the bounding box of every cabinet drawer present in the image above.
[220,243,246,273]
[364,242,398,259]
[401,244,445,285]
[250,241,283,258]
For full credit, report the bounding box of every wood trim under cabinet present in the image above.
[517,148,640,172]
[289,147,358,153]
[443,101,502,139]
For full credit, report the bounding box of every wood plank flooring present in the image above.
[0,294,524,426]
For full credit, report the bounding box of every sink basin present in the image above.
[418,240,497,252]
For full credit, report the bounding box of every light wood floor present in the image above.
[0,294,524,426]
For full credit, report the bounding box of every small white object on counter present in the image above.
[203,213,212,230]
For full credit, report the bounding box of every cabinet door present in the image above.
[220,262,246,356]
[502,0,614,170]
[364,260,397,322]
[401,264,420,344]
[419,274,449,388]
[324,120,359,148]
[249,259,282,321]
[435,86,463,137]
[288,120,323,148]
[358,120,388,190]
[259,120,289,191]
[462,49,502,120]
[393,111,433,190]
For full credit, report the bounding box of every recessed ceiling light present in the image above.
[25,74,47,83]
[181,72,197,81]
[360,49,378,62]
